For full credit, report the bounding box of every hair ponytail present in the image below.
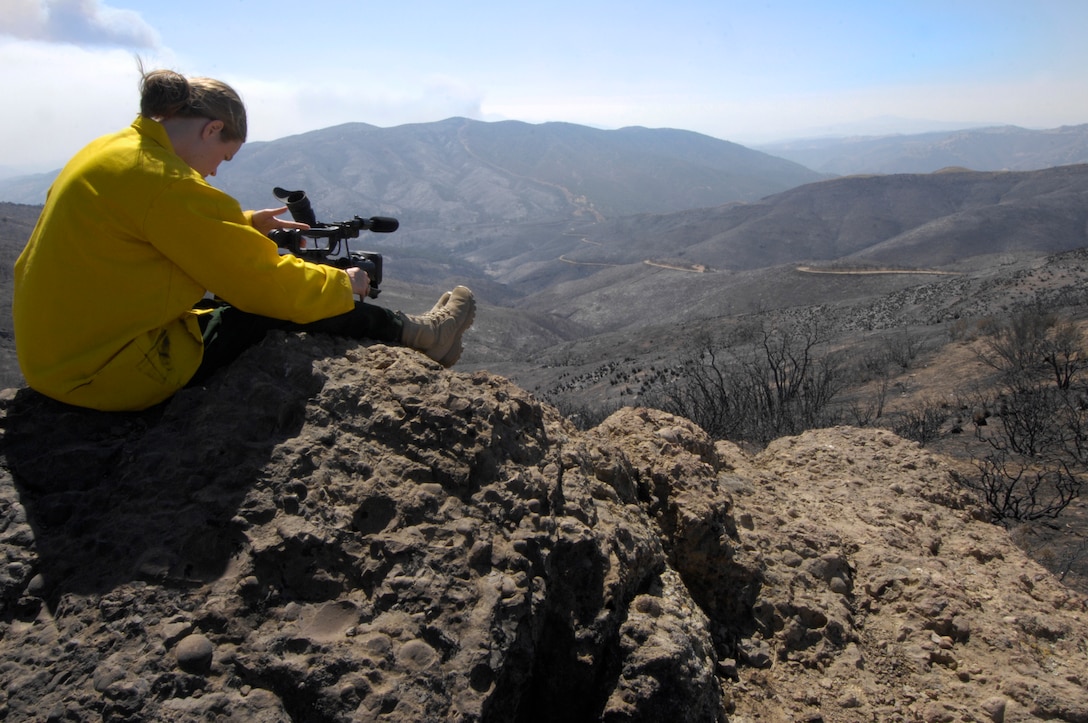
[139,69,192,120]
[137,64,248,142]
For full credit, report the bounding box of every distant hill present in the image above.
[0,118,824,220]
[0,171,58,207]
[9,119,1088,217]
[757,124,1088,175]
[210,118,824,228]
[465,165,1088,305]
[0,204,42,389]
[4,164,1088,369]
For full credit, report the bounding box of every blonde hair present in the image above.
[138,67,248,142]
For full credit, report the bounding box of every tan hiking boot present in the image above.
[437,286,475,367]
[426,290,451,317]
[418,289,470,366]
[398,286,475,366]
[439,336,464,367]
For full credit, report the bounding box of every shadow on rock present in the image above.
[0,332,321,610]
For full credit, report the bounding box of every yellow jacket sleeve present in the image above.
[143,174,354,323]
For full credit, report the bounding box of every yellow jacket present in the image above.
[14,116,355,411]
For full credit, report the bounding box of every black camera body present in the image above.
[267,187,397,299]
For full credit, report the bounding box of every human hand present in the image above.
[344,266,371,298]
[250,206,310,235]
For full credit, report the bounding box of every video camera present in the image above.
[266,187,398,299]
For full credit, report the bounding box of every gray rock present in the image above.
[1,335,1086,722]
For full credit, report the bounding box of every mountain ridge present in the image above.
[447,165,1088,347]
[214,117,826,227]
[758,123,1088,175]
[6,163,1088,377]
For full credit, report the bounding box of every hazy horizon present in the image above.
[3,0,1087,174]
[0,114,1029,180]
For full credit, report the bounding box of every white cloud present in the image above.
[0,0,158,47]
[0,37,487,172]
[0,41,153,170]
[236,74,487,142]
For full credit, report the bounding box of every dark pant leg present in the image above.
[188,301,402,387]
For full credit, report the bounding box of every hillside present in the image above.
[446,165,1088,355]
[215,119,824,226]
[2,336,1086,721]
[5,165,1088,380]
[7,120,1088,212]
[521,165,1088,275]
[0,119,824,221]
[0,204,40,389]
[758,123,1088,175]
[485,245,1088,417]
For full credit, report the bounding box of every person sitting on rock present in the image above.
[12,66,475,412]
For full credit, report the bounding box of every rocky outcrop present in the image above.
[1,333,1086,722]
[721,430,1088,722]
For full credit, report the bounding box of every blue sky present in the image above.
[3,0,1087,173]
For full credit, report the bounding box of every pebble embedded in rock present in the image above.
[26,573,46,597]
[396,639,438,670]
[175,633,215,674]
[981,697,1007,723]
